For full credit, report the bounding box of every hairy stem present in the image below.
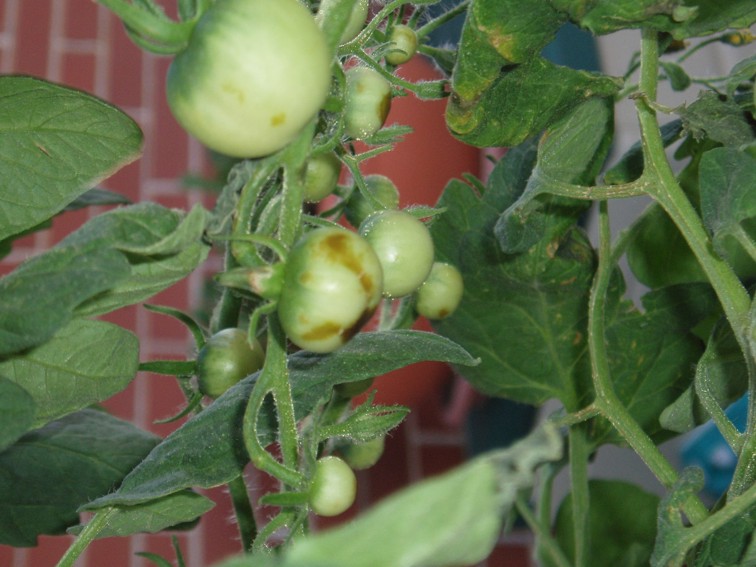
[227,475,257,552]
[55,508,116,567]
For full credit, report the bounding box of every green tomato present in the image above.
[278,228,383,353]
[303,152,342,203]
[344,66,392,140]
[166,0,331,158]
[340,435,385,470]
[317,0,369,45]
[385,24,418,66]
[197,328,265,398]
[414,262,464,320]
[359,210,434,298]
[309,456,357,517]
[344,173,401,228]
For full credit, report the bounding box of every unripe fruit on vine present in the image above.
[317,0,369,45]
[309,456,357,517]
[340,435,386,470]
[385,24,418,65]
[197,328,265,398]
[359,210,434,298]
[278,228,383,353]
[303,152,342,203]
[344,174,401,228]
[166,0,331,158]
[344,66,392,140]
[414,262,464,320]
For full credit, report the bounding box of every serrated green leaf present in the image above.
[660,318,748,433]
[280,424,562,567]
[679,91,755,147]
[671,0,756,39]
[0,246,131,357]
[554,0,685,35]
[726,54,756,98]
[69,491,214,539]
[82,330,477,509]
[699,147,756,262]
[0,319,139,430]
[0,376,35,452]
[0,76,142,241]
[553,480,660,567]
[63,187,131,211]
[0,409,159,547]
[661,60,692,91]
[59,202,210,316]
[494,97,612,253]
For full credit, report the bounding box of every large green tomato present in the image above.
[359,210,434,298]
[278,228,383,353]
[197,328,265,398]
[166,0,332,158]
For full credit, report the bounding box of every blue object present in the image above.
[680,395,749,499]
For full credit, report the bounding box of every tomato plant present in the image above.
[359,209,434,298]
[166,0,332,158]
[197,328,265,398]
[2,1,756,566]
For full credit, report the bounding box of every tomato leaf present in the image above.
[81,330,478,509]
[553,480,660,567]
[0,409,159,547]
[68,491,213,539]
[0,376,35,452]
[678,91,755,147]
[669,0,756,39]
[0,246,131,357]
[0,76,142,242]
[699,147,756,263]
[0,319,139,431]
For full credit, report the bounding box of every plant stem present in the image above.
[227,475,257,552]
[589,201,709,523]
[516,493,572,567]
[96,0,194,53]
[56,508,116,567]
[568,426,591,567]
[635,29,751,351]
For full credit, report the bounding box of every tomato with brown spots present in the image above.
[278,227,383,353]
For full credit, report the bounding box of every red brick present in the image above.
[0,545,14,566]
[85,532,133,566]
[484,541,533,566]
[64,0,99,40]
[144,371,192,437]
[24,534,74,567]
[150,58,190,180]
[200,485,246,564]
[16,0,53,77]
[61,50,97,93]
[108,26,144,109]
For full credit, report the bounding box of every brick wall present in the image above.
[0,2,532,566]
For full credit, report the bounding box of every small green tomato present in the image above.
[385,24,418,66]
[303,152,342,203]
[340,435,385,470]
[344,173,401,228]
[344,66,392,140]
[278,228,383,353]
[359,210,434,298]
[197,328,265,398]
[414,262,464,320]
[317,0,369,45]
[309,456,357,517]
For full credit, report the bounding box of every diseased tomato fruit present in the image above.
[359,210,434,298]
[344,173,401,228]
[414,262,464,320]
[317,0,369,45]
[309,456,357,517]
[166,0,331,158]
[278,227,383,353]
[197,328,265,398]
[385,24,418,66]
[343,66,392,140]
[303,152,342,203]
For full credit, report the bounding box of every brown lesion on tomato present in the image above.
[318,232,377,296]
[301,321,342,342]
[377,93,391,124]
[271,112,286,126]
